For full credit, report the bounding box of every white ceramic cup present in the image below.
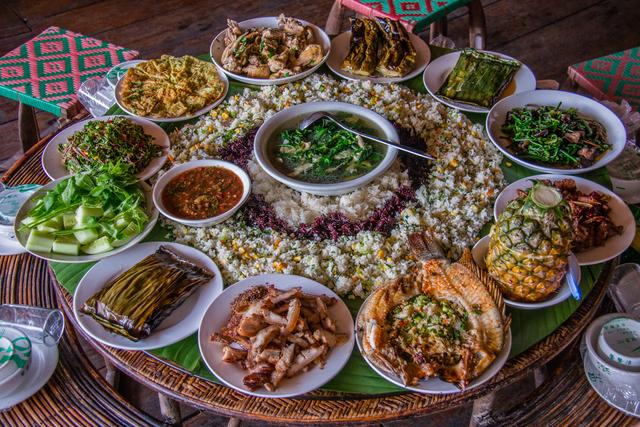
[0,326,32,397]
[598,317,640,368]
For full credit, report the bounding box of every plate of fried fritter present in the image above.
[210,15,331,86]
[199,274,354,398]
[115,55,228,122]
[493,175,635,266]
[327,17,430,83]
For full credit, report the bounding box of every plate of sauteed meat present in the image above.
[493,175,635,266]
[199,274,354,397]
[327,17,430,84]
[357,232,511,393]
[211,15,331,85]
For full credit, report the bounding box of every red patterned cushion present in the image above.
[0,26,139,118]
[568,47,640,110]
[341,0,471,32]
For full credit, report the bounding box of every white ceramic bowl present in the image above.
[598,317,640,368]
[0,336,14,374]
[254,101,399,196]
[493,174,636,266]
[210,16,331,86]
[152,159,251,227]
[486,90,626,174]
[423,50,536,113]
[0,326,31,396]
[14,179,158,264]
[472,235,581,310]
[586,314,640,388]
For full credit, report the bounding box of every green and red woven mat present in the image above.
[0,26,139,118]
[568,47,640,111]
[340,0,470,32]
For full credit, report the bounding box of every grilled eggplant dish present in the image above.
[358,232,508,389]
[438,49,520,108]
[341,17,416,78]
[81,246,214,341]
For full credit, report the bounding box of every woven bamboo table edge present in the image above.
[3,128,614,425]
[0,254,161,426]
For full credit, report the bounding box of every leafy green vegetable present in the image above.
[273,118,384,183]
[501,103,610,167]
[20,162,149,246]
[58,117,160,175]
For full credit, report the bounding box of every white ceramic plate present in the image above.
[74,242,223,350]
[114,62,229,123]
[472,235,581,310]
[486,90,626,174]
[327,31,430,84]
[14,178,158,264]
[210,17,331,86]
[0,342,58,410]
[493,174,636,265]
[152,159,251,227]
[105,60,145,89]
[355,291,512,393]
[423,50,536,113]
[254,101,398,196]
[41,115,170,182]
[198,273,355,398]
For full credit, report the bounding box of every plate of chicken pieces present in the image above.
[493,175,635,266]
[198,274,354,398]
[357,232,512,394]
[210,15,331,86]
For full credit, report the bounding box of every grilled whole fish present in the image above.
[358,232,508,389]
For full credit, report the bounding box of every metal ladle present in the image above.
[298,112,436,161]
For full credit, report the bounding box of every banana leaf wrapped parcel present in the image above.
[437,48,520,108]
[81,246,214,341]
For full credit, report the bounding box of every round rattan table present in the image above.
[2,125,635,426]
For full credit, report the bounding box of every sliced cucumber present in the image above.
[25,231,54,253]
[36,216,62,233]
[62,212,77,230]
[81,236,113,255]
[111,236,132,248]
[21,216,38,227]
[76,205,104,224]
[114,215,131,231]
[73,227,99,245]
[111,222,139,247]
[52,236,80,256]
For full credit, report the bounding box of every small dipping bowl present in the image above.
[0,336,14,373]
[152,159,251,228]
[598,317,640,368]
[0,325,32,396]
[585,314,640,391]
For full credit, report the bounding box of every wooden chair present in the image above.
[325,0,487,49]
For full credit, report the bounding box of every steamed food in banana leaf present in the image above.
[81,246,214,341]
[341,18,416,78]
[437,49,520,108]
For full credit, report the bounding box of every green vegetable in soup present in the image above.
[272,118,384,183]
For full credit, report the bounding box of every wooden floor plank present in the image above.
[0,5,29,39]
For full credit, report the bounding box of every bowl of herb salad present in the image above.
[42,115,169,182]
[14,163,158,263]
[254,102,398,196]
[486,90,625,174]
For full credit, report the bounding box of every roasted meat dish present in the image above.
[341,17,416,78]
[358,232,508,389]
[519,179,623,252]
[212,285,348,391]
[221,15,324,79]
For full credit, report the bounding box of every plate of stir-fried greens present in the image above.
[486,90,626,174]
[42,115,169,181]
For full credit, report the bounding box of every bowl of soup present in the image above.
[152,159,251,227]
[254,102,398,196]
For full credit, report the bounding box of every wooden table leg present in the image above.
[429,18,448,44]
[104,358,120,389]
[325,0,344,36]
[468,0,486,49]
[226,418,241,427]
[18,102,40,153]
[158,393,182,426]
[469,391,496,427]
